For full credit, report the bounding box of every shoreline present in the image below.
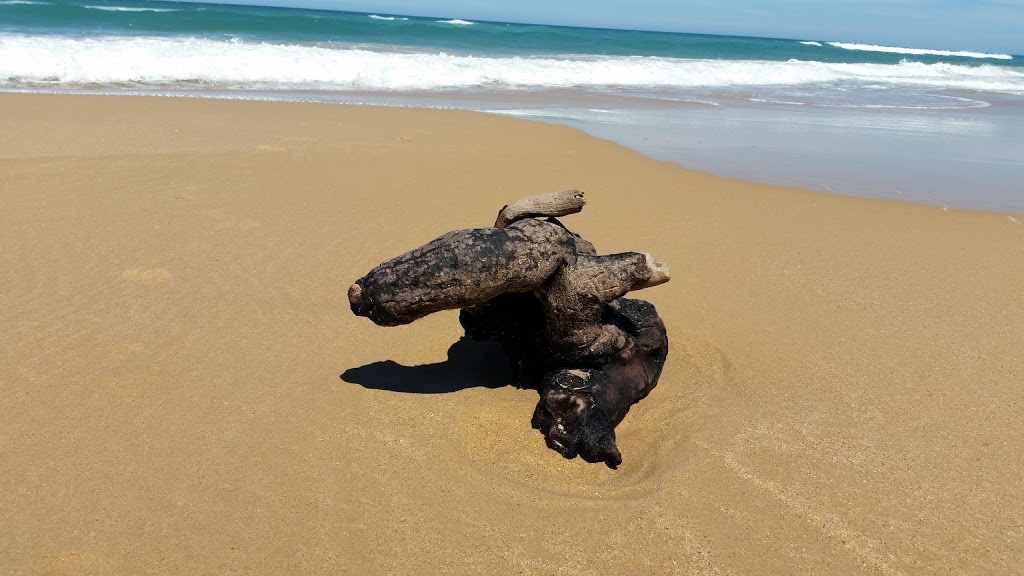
[2,92,1022,574]
[5,87,1023,214]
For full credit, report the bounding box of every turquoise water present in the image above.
[3,0,1023,211]
[2,0,1021,66]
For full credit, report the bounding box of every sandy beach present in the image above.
[1,93,1022,574]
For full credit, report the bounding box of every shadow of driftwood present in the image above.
[341,338,516,394]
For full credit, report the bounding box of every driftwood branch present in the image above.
[538,251,670,365]
[349,218,576,326]
[494,189,586,228]
[349,190,669,468]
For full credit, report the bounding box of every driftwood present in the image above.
[494,189,587,229]
[349,191,669,468]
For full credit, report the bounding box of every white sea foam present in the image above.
[751,96,990,110]
[1,35,1022,95]
[369,14,407,20]
[437,19,474,25]
[83,5,180,11]
[799,41,822,47]
[828,42,1012,60]
[0,0,50,4]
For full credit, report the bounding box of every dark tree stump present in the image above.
[349,191,669,468]
[530,298,667,468]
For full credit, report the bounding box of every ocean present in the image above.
[3,0,1023,211]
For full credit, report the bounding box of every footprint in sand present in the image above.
[121,267,171,285]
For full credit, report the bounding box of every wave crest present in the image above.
[83,5,180,11]
[828,42,1012,60]
[1,35,1021,94]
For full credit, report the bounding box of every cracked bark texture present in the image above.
[349,190,669,468]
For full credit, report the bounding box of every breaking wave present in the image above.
[2,35,1022,94]
[827,42,1012,60]
[83,5,180,11]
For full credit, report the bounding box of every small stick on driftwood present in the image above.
[494,189,586,228]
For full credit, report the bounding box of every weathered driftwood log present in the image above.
[349,190,669,468]
[348,218,576,326]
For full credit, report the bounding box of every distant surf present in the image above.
[83,5,180,11]
[827,42,1012,60]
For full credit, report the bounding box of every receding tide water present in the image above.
[3,0,1023,210]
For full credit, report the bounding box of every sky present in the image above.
[190,0,1024,54]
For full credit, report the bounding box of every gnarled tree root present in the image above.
[349,190,670,468]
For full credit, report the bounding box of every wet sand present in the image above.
[1,93,1021,575]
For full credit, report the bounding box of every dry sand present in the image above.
[1,93,1022,575]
